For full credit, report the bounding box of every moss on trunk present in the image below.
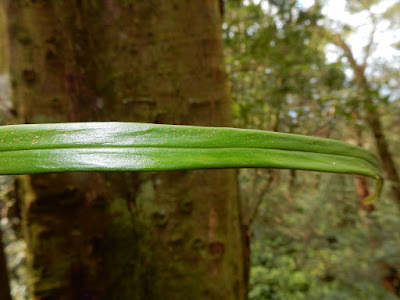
[6,1,247,299]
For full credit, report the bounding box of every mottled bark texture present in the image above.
[0,5,12,300]
[5,1,247,299]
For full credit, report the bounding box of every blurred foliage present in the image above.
[384,1,400,28]
[224,0,400,299]
[346,0,381,14]
[224,0,347,134]
[242,170,400,299]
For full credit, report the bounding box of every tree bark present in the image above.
[0,4,12,300]
[5,1,247,299]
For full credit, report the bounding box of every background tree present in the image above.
[316,0,400,207]
[314,0,400,293]
[4,1,247,299]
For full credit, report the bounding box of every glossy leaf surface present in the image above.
[0,122,383,201]
[0,122,381,177]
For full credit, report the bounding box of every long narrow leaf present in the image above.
[0,122,383,201]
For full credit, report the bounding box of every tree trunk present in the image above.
[5,1,247,299]
[0,4,12,300]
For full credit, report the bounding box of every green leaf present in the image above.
[0,122,383,199]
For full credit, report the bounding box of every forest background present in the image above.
[0,0,399,299]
